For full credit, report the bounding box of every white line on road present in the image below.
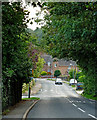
[72,103,77,107]
[69,101,72,103]
[50,90,53,91]
[88,114,97,119]
[78,108,85,113]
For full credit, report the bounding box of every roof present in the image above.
[41,54,53,64]
[41,54,77,66]
[58,59,77,66]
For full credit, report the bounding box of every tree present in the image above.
[68,69,76,79]
[2,2,32,111]
[54,70,61,78]
[33,56,45,78]
[39,2,97,96]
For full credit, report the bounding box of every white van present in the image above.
[55,78,62,85]
[69,79,77,85]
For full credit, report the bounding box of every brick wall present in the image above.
[42,61,78,77]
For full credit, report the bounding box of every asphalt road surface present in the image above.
[27,78,97,119]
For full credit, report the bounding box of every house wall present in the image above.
[52,62,78,76]
[42,64,52,73]
[41,55,79,77]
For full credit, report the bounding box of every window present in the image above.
[54,64,57,67]
[48,62,50,66]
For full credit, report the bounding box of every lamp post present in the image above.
[67,64,72,80]
[28,82,30,98]
[69,63,75,83]
[28,69,32,98]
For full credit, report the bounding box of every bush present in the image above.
[78,75,85,82]
[41,71,47,76]
[54,70,61,78]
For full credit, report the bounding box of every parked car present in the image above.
[55,78,63,85]
[69,79,77,85]
[76,82,83,90]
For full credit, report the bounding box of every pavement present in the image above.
[2,81,42,120]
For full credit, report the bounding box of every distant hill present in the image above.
[34,28,43,42]
[26,28,43,42]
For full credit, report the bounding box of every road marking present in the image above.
[50,90,53,91]
[88,114,97,119]
[72,103,77,107]
[78,108,85,113]
[69,101,72,103]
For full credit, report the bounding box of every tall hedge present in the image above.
[2,2,32,111]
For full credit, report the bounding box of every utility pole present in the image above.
[28,82,30,98]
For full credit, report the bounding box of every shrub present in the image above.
[78,75,85,82]
[54,70,61,78]
[41,71,47,76]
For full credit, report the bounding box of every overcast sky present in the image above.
[23,1,45,30]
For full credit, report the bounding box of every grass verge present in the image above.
[71,85,76,87]
[82,94,97,101]
[22,97,40,100]
[47,78,55,81]
[2,109,10,115]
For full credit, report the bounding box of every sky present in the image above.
[23,1,45,30]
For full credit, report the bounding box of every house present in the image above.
[41,54,78,77]
[41,54,53,74]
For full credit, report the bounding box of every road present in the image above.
[27,78,97,119]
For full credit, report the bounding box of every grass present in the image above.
[47,78,55,81]
[2,109,10,115]
[63,81,69,84]
[82,94,97,101]
[71,85,76,87]
[22,97,40,100]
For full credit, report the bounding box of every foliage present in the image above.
[68,69,76,79]
[75,71,83,80]
[54,70,61,78]
[41,71,47,76]
[2,2,32,111]
[82,94,97,101]
[39,2,97,96]
[78,75,86,82]
[33,56,45,78]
